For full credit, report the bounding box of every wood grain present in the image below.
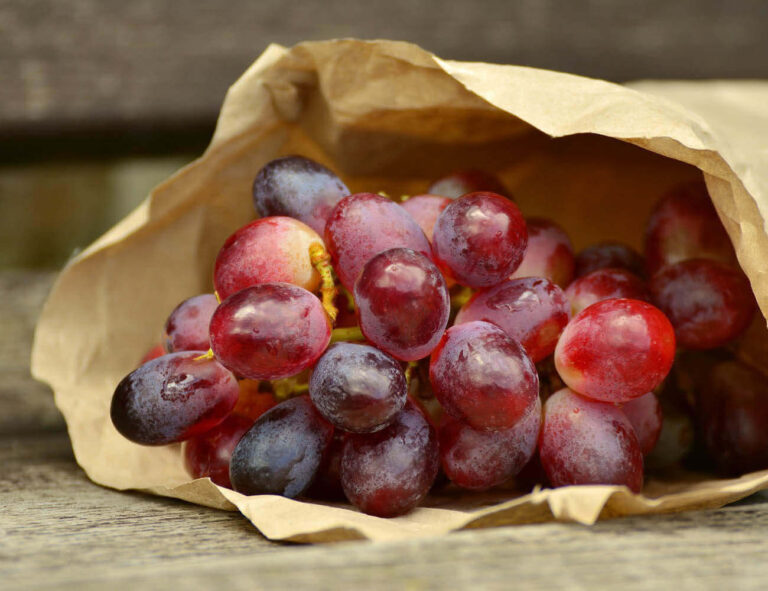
[1,432,767,590]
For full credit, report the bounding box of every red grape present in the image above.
[510,218,575,288]
[429,321,539,431]
[213,217,323,301]
[554,298,675,403]
[574,242,645,279]
[649,259,755,349]
[184,413,254,488]
[229,396,334,497]
[111,352,239,445]
[400,194,452,242]
[232,380,279,420]
[428,169,510,199]
[621,392,662,455]
[209,283,331,380]
[540,388,643,492]
[309,342,407,433]
[252,155,350,235]
[139,343,166,365]
[432,192,528,288]
[340,401,439,517]
[696,360,768,475]
[439,396,541,491]
[164,293,218,353]
[565,268,649,317]
[355,248,450,360]
[455,277,569,363]
[325,193,432,291]
[645,180,736,276]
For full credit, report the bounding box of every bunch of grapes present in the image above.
[113,158,766,518]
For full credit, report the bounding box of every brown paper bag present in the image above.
[31,40,768,543]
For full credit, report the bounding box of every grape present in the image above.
[213,217,324,301]
[696,360,768,475]
[574,242,645,279]
[309,342,407,433]
[621,392,662,455]
[252,156,350,235]
[646,392,694,470]
[184,413,254,488]
[209,283,331,380]
[164,294,218,353]
[439,396,541,491]
[455,277,569,363]
[540,388,643,492]
[510,218,574,288]
[400,194,452,242]
[111,352,239,445]
[229,396,333,497]
[649,259,755,349]
[139,344,166,365]
[428,169,510,199]
[325,193,432,291]
[645,179,736,276]
[429,321,539,431]
[565,268,649,317]
[340,401,438,517]
[355,248,450,360]
[432,192,528,288]
[554,298,675,403]
[306,430,347,501]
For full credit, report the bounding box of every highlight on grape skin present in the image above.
[209,282,331,381]
[309,342,407,434]
[163,293,218,353]
[554,298,676,403]
[213,216,324,301]
[455,276,569,363]
[229,396,334,498]
[110,352,240,446]
[429,320,539,431]
[432,191,528,288]
[440,396,541,491]
[355,248,450,361]
[510,218,575,288]
[324,192,433,292]
[340,401,439,518]
[252,155,350,235]
[540,388,643,492]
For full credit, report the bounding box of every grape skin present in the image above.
[574,242,645,279]
[164,293,218,353]
[540,388,643,492]
[510,218,575,288]
[184,413,254,488]
[229,396,334,498]
[427,169,510,199]
[565,268,649,317]
[621,392,662,456]
[111,352,239,446]
[341,401,439,517]
[209,283,331,381]
[400,194,452,242]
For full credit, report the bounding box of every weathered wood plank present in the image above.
[1,433,767,590]
[1,0,767,137]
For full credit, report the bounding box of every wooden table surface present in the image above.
[3,270,768,590]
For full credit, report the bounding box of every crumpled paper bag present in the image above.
[31,39,768,543]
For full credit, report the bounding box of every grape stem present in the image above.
[270,376,310,400]
[404,361,419,392]
[309,243,338,324]
[194,349,215,361]
[450,286,474,309]
[330,326,365,344]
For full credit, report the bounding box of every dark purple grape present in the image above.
[209,283,331,381]
[432,192,528,288]
[341,401,439,517]
[440,396,541,491]
[111,352,239,445]
[252,156,349,235]
[574,242,645,279]
[306,430,347,501]
[309,342,407,433]
[164,294,218,353]
[325,193,432,291]
[355,248,450,361]
[429,321,539,431]
[229,396,333,497]
[184,413,254,488]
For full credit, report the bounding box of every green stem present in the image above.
[330,325,365,344]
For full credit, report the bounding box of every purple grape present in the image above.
[229,396,333,498]
[111,352,239,445]
[164,294,218,353]
[309,342,407,433]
